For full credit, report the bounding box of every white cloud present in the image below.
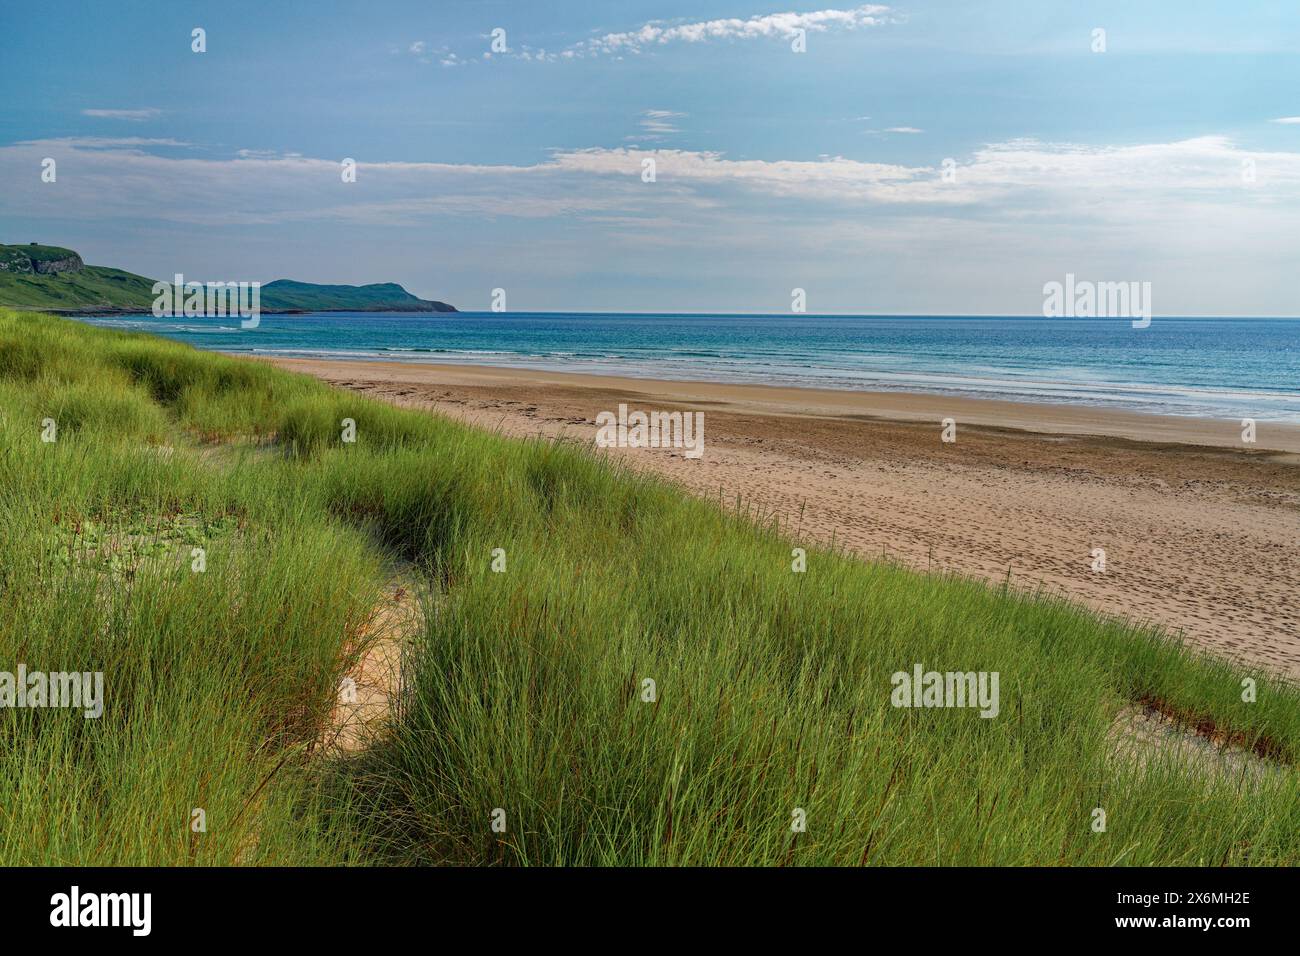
[631,109,687,140]
[1271,117,1300,125]
[81,109,162,121]
[5,132,1300,292]
[406,41,467,66]
[7,133,1300,227]
[22,136,188,149]
[549,147,925,202]
[409,5,891,67]
[12,133,1300,204]
[7,132,1300,313]
[883,127,923,134]
[957,135,1300,194]
[578,5,891,55]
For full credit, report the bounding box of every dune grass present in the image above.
[0,309,1296,866]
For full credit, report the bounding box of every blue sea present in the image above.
[82,313,1300,422]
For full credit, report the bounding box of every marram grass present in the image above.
[0,309,1296,866]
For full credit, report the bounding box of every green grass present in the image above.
[0,264,159,310]
[1,308,1296,866]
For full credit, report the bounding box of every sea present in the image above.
[80,313,1300,423]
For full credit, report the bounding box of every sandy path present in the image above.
[326,574,419,754]
[267,359,1300,682]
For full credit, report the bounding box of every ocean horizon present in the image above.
[83,312,1300,423]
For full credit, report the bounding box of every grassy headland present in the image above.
[0,308,1296,865]
[0,244,456,313]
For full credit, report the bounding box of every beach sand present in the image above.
[267,358,1300,681]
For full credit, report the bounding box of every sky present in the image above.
[2,0,1298,315]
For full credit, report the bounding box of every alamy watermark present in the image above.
[890,664,999,718]
[0,665,103,718]
[50,886,150,936]
[595,403,705,459]
[152,273,261,328]
[1043,273,1151,328]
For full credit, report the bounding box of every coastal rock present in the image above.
[34,253,84,275]
[0,244,85,275]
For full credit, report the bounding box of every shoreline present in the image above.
[264,355,1300,680]
[71,310,1300,428]
[267,357,1300,454]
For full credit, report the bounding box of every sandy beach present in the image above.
[268,358,1300,681]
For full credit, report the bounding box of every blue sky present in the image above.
[3,1,1299,314]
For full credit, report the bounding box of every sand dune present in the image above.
[267,358,1300,681]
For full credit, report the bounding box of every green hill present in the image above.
[0,244,159,311]
[0,243,456,313]
[259,279,455,312]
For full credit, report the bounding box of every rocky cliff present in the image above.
[0,244,85,275]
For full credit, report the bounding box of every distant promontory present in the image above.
[0,243,457,314]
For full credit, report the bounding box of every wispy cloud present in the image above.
[11,133,1295,223]
[410,5,891,66]
[550,147,922,202]
[861,124,922,135]
[81,108,162,121]
[1271,117,1300,125]
[627,110,688,142]
[407,40,465,66]
[546,136,1300,209]
[643,109,685,128]
[23,136,188,149]
[576,5,891,56]
[7,133,1299,313]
